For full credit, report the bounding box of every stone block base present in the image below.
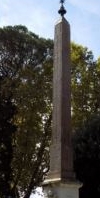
[43,179,81,198]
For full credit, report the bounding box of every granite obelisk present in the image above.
[49,1,74,181]
[43,1,80,197]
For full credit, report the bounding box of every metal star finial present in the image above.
[58,0,66,17]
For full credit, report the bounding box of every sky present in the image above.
[0,0,100,59]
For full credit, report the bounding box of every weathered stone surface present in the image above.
[48,17,74,181]
[43,182,81,198]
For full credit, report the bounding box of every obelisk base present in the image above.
[43,179,81,198]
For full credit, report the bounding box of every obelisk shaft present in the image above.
[49,16,74,181]
[43,4,80,198]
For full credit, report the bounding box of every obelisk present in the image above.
[43,1,80,198]
[49,0,73,181]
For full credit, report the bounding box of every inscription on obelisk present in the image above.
[49,0,74,181]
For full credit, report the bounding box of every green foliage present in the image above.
[0,76,17,197]
[13,61,53,197]
[0,25,53,197]
[71,44,100,197]
[71,43,100,130]
[73,115,100,197]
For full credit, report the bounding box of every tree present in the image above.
[0,25,53,197]
[71,43,100,131]
[71,44,100,198]
[12,60,52,197]
[0,76,17,197]
[73,114,100,198]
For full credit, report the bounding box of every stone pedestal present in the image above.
[43,179,81,198]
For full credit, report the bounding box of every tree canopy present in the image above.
[71,43,100,130]
[0,76,17,197]
[0,25,53,197]
[73,114,100,198]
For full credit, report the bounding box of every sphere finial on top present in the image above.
[60,0,65,3]
[58,0,66,17]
